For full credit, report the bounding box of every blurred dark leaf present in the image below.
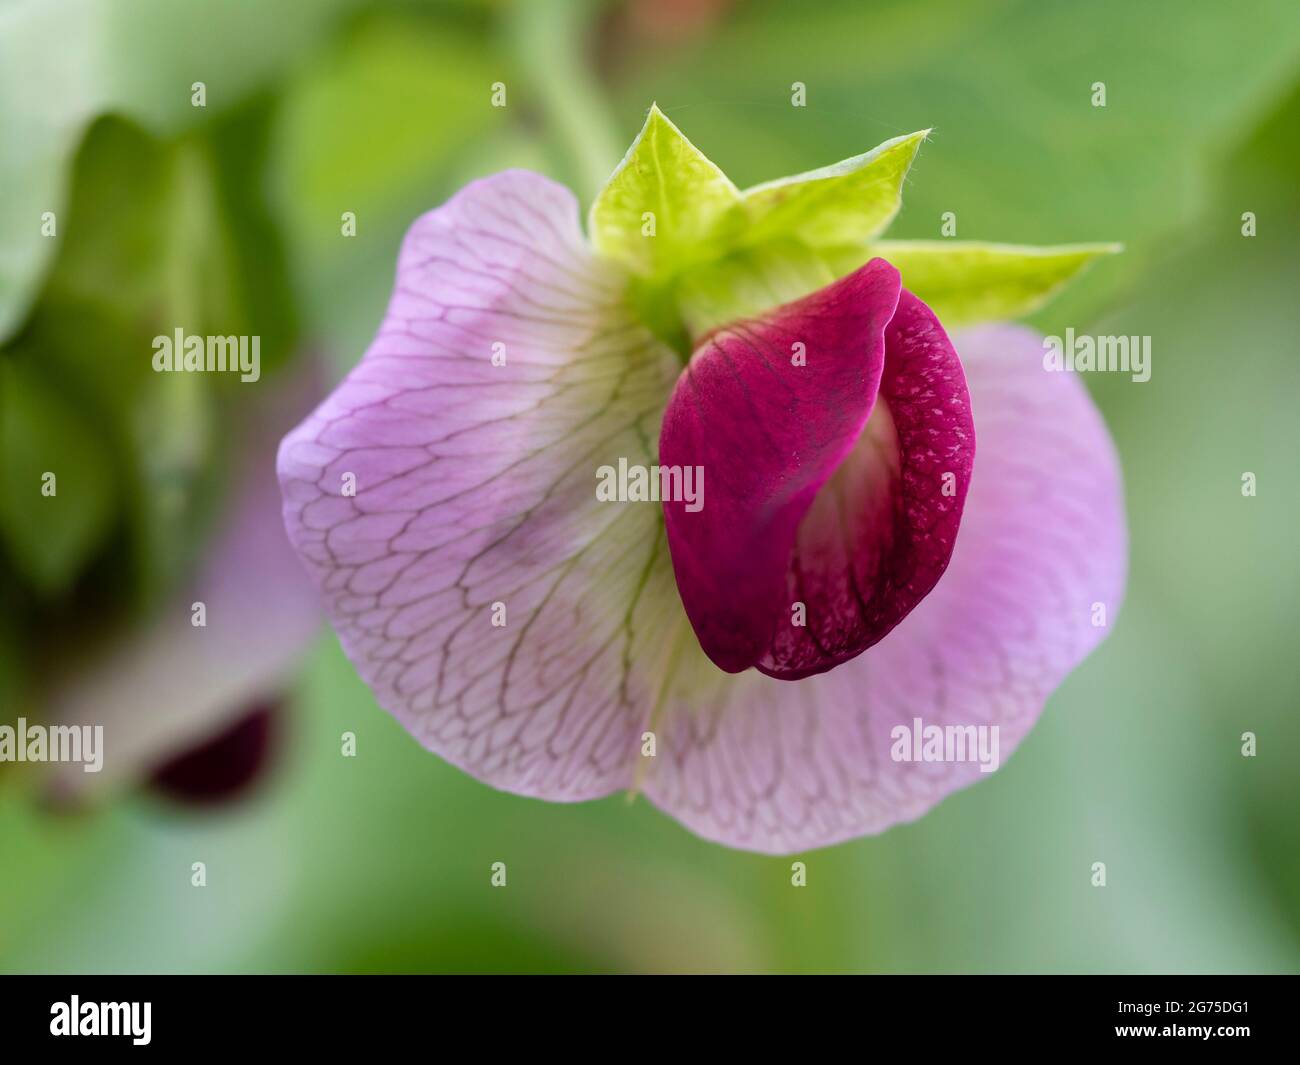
[6,109,301,611]
[0,357,117,595]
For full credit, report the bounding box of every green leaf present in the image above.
[675,238,1119,338]
[589,104,741,277]
[596,109,1116,340]
[594,110,933,347]
[846,240,1123,325]
[8,114,290,610]
[0,358,117,595]
[591,107,930,287]
[739,130,928,248]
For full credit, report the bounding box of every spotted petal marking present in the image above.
[660,263,975,680]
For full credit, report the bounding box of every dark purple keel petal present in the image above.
[149,702,280,805]
[659,264,973,679]
[659,259,900,672]
[760,290,974,678]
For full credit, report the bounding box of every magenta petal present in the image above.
[659,259,900,672]
[660,263,974,679]
[760,290,974,678]
[641,324,1126,853]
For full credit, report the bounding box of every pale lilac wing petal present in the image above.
[277,171,684,800]
[642,323,1126,852]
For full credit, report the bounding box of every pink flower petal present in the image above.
[642,324,1126,853]
[660,265,974,679]
[277,171,684,800]
[277,169,1126,853]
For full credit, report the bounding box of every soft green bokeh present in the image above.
[1,0,1297,973]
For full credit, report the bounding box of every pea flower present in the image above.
[277,107,1126,853]
[47,369,321,804]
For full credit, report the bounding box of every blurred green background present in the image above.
[1,0,1298,973]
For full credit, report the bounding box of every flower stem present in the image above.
[506,0,622,205]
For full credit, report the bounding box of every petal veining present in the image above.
[278,171,685,800]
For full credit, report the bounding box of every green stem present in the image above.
[506,0,622,204]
